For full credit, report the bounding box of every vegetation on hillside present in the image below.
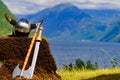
[62,58,118,71]
[0,0,16,37]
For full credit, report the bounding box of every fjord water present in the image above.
[49,40,120,69]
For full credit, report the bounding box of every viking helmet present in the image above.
[16,18,30,29]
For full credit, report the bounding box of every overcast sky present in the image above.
[2,0,120,15]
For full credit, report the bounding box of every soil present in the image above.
[0,37,61,80]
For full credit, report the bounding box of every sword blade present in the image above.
[29,41,40,78]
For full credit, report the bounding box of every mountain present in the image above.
[16,3,120,42]
[0,0,16,37]
[19,3,106,40]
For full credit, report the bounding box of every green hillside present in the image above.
[0,0,16,37]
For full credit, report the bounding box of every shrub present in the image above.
[75,58,85,69]
[62,58,99,71]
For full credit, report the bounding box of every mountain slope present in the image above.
[99,15,120,42]
[83,9,120,19]
[0,0,16,37]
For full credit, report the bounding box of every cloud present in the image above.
[73,0,120,9]
[2,0,120,15]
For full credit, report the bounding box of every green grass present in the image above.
[0,0,16,37]
[58,68,120,80]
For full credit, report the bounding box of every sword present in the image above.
[29,26,43,78]
[12,20,43,79]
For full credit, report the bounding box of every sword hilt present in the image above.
[37,26,43,41]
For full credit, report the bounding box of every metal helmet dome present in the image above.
[17,18,30,29]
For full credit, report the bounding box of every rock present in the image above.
[0,37,61,80]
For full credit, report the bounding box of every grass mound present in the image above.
[0,37,61,80]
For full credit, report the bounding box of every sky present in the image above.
[2,0,120,15]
